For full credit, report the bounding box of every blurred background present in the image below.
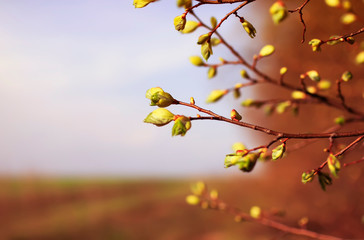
[0,0,363,239]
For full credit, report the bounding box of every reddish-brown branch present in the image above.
[288,0,311,43]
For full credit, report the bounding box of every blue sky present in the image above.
[0,1,266,177]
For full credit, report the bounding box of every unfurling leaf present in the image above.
[341,71,352,82]
[144,108,175,127]
[172,116,191,136]
[174,15,186,31]
[318,172,332,191]
[306,70,321,82]
[242,20,256,38]
[207,67,217,79]
[230,109,242,121]
[206,89,227,103]
[259,45,275,57]
[272,143,286,160]
[327,154,340,178]
[133,0,158,8]
[201,41,213,61]
[308,39,322,52]
[146,87,175,107]
[302,170,315,184]
[269,1,288,24]
[189,56,204,66]
[238,153,258,172]
[182,21,200,33]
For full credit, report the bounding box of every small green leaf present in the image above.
[201,41,213,61]
[133,0,158,8]
[318,172,332,191]
[189,56,204,66]
[181,21,200,34]
[302,170,315,184]
[174,15,186,31]
[210,16,217,28]
[207,67,217,79]
[272,143,286,161]
[144,108,175,127]
[206,89,227,103]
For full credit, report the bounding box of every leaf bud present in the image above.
[318,172,332,191]
[201,41,213,61]
[186,195,200,205]
[240,69,249,79]
[210,38,221,46]
[231,109,242,121]
[269,1,288,24]
[259,45,275,57]
[133,0,158,8]
[181,21,200,34]
[207,67,217,79]
[238,153,258,172]
[341,71,352,82]
[327,154,340,178]
[232,142,246,152]
[280,67,287,75]
[324,0,340,7]
[189,56,205,66]
[317,80,331,90]
[197,33,210,45]
[174,15,186,31]
[146,87,175,107]
[190,97,195,105]
[272,143,286,161]
[144,108,175,127]
[250,206,261,219]
[172,115,191,136]
[210,16,217,29]
[308,39,322,52]
[334,116,345,125]
[306,86,317,94]
[210,189,219,200]
[191,181,206,195]
[177,0,192,9]
[242,20,256,38]
[291,91,306,99]
[276,101,291,114]
[341,13,356,24]
[301,170,315,184]
[206,89,227,103]
[356,51,364,64]
[306,70,321,82]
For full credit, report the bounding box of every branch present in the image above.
[288,0,311,43]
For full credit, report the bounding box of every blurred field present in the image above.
[0,175,363,240]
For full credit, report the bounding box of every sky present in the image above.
[0,1,266,177]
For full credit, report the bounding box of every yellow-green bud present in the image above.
[269,1,288,24]
[259,45,275,57]
[272,143,286,160]
[186,195,200,205]
[206,89,227,103]
[181,21,200,34]
[356,51,364,64]
[191,181,206,196]
[174,15,186,31]
[210,16,217,29]
[301,170,315,184]
[291,91,306,99]
[230,109,242,121]
[250,206,261,219]
[189,56,204,66]
[133,0,157,8]
[317,80,331,90]
[144,108,175,127]
[242,20,256,38]
[308,39,322,52]
[240,69,249,79]
[341,13,356,24]
[327,153,340,178]
[341,71,352,82]
[172,115,191,136]
[197,33,210,45]
[280,67,287,75]
[232,142,246,152]
[201,41,213,61]
[324,0,340,7]
[207,67,217,79]
[306,70,321,82]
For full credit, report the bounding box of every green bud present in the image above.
[301,170,315,184]
[181,21,200,34]
[210,16,217,29]
[186,195,200,205]
[206,89,227,103]
[280,67,288,75]
[207,67,217,79]
[189,56,204,66]
[269,1,288,24]
[318,172,332,191]
[174,15,186,31]
[191,181,205,195]
[327,154,340,178]
[146,87,175,107]
[356,51,364,64]
[276,101,291,114]
[242,20,256,38]
[259,45,275,57]
[341,13,356,24]
[230,109,242,121]
[237,153,258,172]
[197,33,210,45]
[177,0,192,8]
[240,69,249,79]
[334,116,345,125]
[341,71,352,82]
[272,143,286,161]
[201,41,213,61]
[306,70,321,82]
[144,108,175,127]
[133,0,157,8]
[308,39,322,52]
[291,91,306,99]
[317,80,331,90]
[172,116,191,136]
[250,206,261,219]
